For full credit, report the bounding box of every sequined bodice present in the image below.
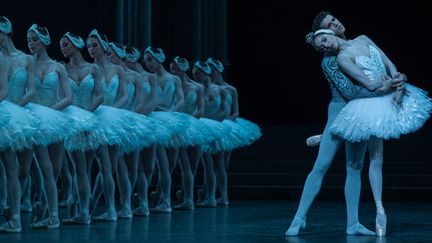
[156,78,175,108]
[7,68,27,103]
[204,95,221,119]
[182,89,198,114]
[102,75,120,106]
[70,74,94,108]
[355,45,387,82]
[34,72,60,106]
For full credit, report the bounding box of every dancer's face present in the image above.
[106,46,119,63]
[169,62,181,75]
[313,33,338,53]
[143,53,158,72]
[0,32,7,43]
[320,15,345,36]
[27,31,44,54]
[60,37,75,58]
[124,60,135,69]
[192,67,206,83]
[86,37,104,59]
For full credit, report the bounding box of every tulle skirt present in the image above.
[26,103,74,147]
[330,83,432,142]
[200,118,233,154]
[234,117,262,143]
[175,113,217,148]
[148,111,189,147]
[0,101,40,151]
[0,102,11,128]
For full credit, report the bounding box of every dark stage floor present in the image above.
[0,201,431,243]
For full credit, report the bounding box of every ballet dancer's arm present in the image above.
[195,85,205,118]
[51,63,72,110]
[171,76,185,112]
[134,74,149,114]
[18,55,36,106]
[88,64,104,112]
[0,52,7,101]
[321,55,388,99]
[113,66,128,108]
[229,86,240,120]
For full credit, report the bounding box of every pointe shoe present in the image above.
[216,197,229,206]
[133,206,150,217]
[346,223,376,236]
[117,208,133,219]
[376,211,387,237]
[306,135,322,147]
[0,220,22,233]
[285,216,306,236]
[196,198,217,208]
[92,212,117,222]
[31,216,60,229]
[173,202,194,211]
[150,203,172,213]
[62,215,91,225]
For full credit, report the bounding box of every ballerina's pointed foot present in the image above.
[92,212,117,222]
[31,216,60,229]
[346,223,376,236]
[150,203,172,213]
[285,216,306,236]
[173,201,194,211]
[117,208,133,219]
[62,215,91,225]
[133,206,150,217]
[376,211,387,237]
[0,217,22,233]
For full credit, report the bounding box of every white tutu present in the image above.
[0,102,11,128]
[330,83,432,142]
[85,105,136,148]
[62,105,98,133]
[149,111,189,147]
[121,111,157,154]
[26,103,73,146]
[0,101,40,151]
[200,118,233,154]
[235,117,262,143]
[176,114,217,148]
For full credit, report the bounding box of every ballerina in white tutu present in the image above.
[0,17,42,233]
[308,28,432,237]
[310,29,432,142]
[59,31,105,224]
[207,57,262,206]
[106,42,157,218]
[123,47,161,216]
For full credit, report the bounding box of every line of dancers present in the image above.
[0,16,261,233]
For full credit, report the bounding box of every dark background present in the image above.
[3,0,432,126]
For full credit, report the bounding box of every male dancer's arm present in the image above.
[321,55,386,100]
